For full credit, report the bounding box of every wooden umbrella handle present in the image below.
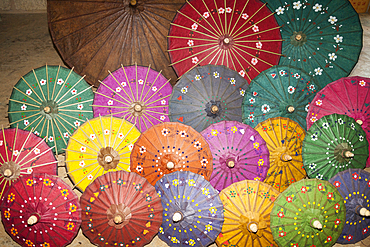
[130,0,137,5]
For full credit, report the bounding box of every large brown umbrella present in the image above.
[47,0,185,87]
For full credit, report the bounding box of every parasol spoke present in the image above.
[19,76,43,102]
[69,135,99,153]
[233,26,283,41]
[90,104,130,109]
[1,127,10,162]
[63,161,99,176]
[233,44,274,67]
[32,68,47,101]
[72,165,101,190]
[19,146,55,167]
[19,161,59,171]
[58,85,94,106]
[58,112,87,123]
[234,42,283,56]
[12,87,41,105]
[121,65,137,103]
[228,48,253,81]
[167,42,218,52]
[107,69,134,104]
[14,126,34,163]
[169,45,219,66]
[8,98,40,108]
[141,72,168,104]
[234,12,276,39]
[138,64,150,103]
[58,98,93,109]
[167,35,218,43]
[63,148,97,157]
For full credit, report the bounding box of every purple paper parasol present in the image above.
[201,121,270,191]
[92,65,173,132]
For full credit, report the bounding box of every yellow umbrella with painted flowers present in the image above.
[65,115,140,192]
[255,117,307,192]
[216,180,280,247]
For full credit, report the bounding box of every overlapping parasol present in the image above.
[155,171,223,247]
[80,170,162,247]
[242,65,320,129]
[1,173,81,247]
[8,65,94,154]
[262,0,362,87]
[201,121,270,191]
[130,122,213,186]
[216,180,280,247]
[48,0,185,87]
[329,169,370,244]
[65,116,141,192]
[303,114,369,181]
[307,76,370,167]
[168,0,282,82]
[0,126,57,200]
[270,179,346,247]
[92,64,172,133]
[255,117,307,192]
[169,64,248,132]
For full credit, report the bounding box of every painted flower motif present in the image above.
[350,123,356,130]
[288,86,295,94]
[249,98,255,104]
[286,195,293,203]
[358,80,366,86]
[128,143,134,151]
[253,142,259,149]
[308,84,315,91]
[209,206,217,214]
[305,104,309,112]
[326,236,332,242]
[136,165,143,173]
[242,13,249,19]
[191,23,198,30]
[202,187,210,195]
[107,100,113,106]
[231,126,237,133]
[67,222,75,230]
[69,204,77,212]
[152,86,157,92]
[87,174,93,180]
[229,78,236,85]
[160,115,166,121]
[10,227,17,236]
[322,122,329,129]
[71,88,77,95]
[258,159,264,166]
[293,1,302,9]
[338,118,344,125]
[328,53,337,61]
[89,134,96,140]
[179,130,187,137]
[7,193,15,202]
[42,243,50,247]
[359,135,364,141]
[226,7,232,13]
[252,25,259,32]
[248,113,254,121]
[40,79,46,85]
[239,70,245,77]
[121,81,127,87]
[328,16,337,24]
[115,87,121,93]
[187,40,194,46]
[293,73,300,79]
[192,57,199,64]
[316,174,323,180]
[276,6,285,15]
[317,183,325,191]
[292,244,299,247]
[24,119,29,126]
[60,189,69,197]
[195,74,201,80]
[79,161,85,167]
[301,186,308,193]
[333,181,341,188]
[3,210,10,218]
[363,228,368,234]
[352,172,359,180]
[314,67,323,75]
[310,116,317,122]
[48,136,54,142]
[278,231,286,237]
[21,104,27,111]
[311,133,318,141]
[261,104,270,113]
[25,240,33,247]
[171,236,179,244]
[103,129,110,135]
[203,12,209,18]
[181,87,188,94]
[211,129,219,136]
[334,34,343,43]
[313,3,322,12]
[43,178,52,186]
[161,128,170,136]
[218,7,225,14]
[188,179,196,186]
[161,99,166,105]
[172,179,179,186]
[26,167,33,174]
[256,41,262,49]
[13,150,19,156]
[251,57,258,65]
[77,104,83,110]
[80,146,86,152]
[315,99,323,106]
[200,159,208,167]
[138,79,144,84]
[277,211,285,218]
[240,89,245,96]
[193,141,201,149]
[139,146,146,153]
[279,70,287,76]
[335,219,341,225]
[213,72,219,78]
[205,224,213,232]
[26,89,32,95]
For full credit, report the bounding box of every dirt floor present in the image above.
[0,12,370,247]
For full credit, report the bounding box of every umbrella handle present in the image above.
[287,106,295,113]
[342,150,354,158]
[310,218,322,230]
[357,207,370,217]
[27,215,39,225]
[130,0,137,5]
[248,222,258,233]
[173,211,183,222]
[356,119,363,125]
[281,153,292,162]
[3,169,12,177]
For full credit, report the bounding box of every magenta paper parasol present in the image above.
[92,65,173,132]
[0,173,81,247]
[201,121,269,191]
[306,76,370,167]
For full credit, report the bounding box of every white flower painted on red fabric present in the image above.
[203,12,209,18]
[191,23,198,30]
[239,70,245,77]
[359,80,366,86]
[316,99,322,106]
[218,7,225,14]
[251,58,258,65]
[34,148,40,155]
[256,42,262,49]
[13,150,19,157]
[192,57,199,64]
[252,25,259,32]
[187,40,194,46]
[226,7,232,13]
[241,13,248,19]
[310,116,317,123]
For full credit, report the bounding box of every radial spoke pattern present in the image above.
[92,64,172,133]
[8,65,94,154]
[262,0,362,87]
[303,114,369,181]
[65,116,141,192]
[216,180,280,247]
[255,117,307,192]
[0,173,81,247]
[48,0,185,87]
[307,76,370,167]
[242,65,320,130]
[271,179,346,247]
[168,0,282,82]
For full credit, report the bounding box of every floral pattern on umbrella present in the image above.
[303,114,369,181]
[201,121,270,191]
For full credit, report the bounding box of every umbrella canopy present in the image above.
[80,170,162,247]
[303,113,369,181]
[65,116,141,192]
[155,171,223,247]
[131,122,213,185]
[329,169,370,244]
[270,179,346,247]
[242,65,320,130]
[255,117,307,192]
[307,76,370,167]
[0,127,57,200]
[216,180,280,247]
[168,64,248,132]
[48,0,185,87]
[8,65,94,154]
[261,0,362,88]
[168,0,282,82]
[1,173,81,247]
[92,64,172,133]
[200,121,270,191]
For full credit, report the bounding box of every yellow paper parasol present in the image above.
[65,116,140,192]
[255,117,307,192]
[216,180,280,247]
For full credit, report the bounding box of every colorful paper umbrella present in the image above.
[168,64,248,132]
[168,0,282,82]
[329,169,370,244]
[307,76,370,167]
[216,180,280,247]
[201,121,270,191]
[8,65,94,154]
[242,65,320,129]
[262,0,362,87]
[80,170,162,247]
[48,0,185,87]
[130,122,213,186]
[0,173,81,247]
[155,171,223,247]
[303,114,369,181]
[65,116,141,192]
[255,117,307,192]
[92,64,172,133]
[270,179,346,247]
[0,126,57,200]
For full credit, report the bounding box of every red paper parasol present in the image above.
[0,126,57,200]
[168,0,282,82]
[0,173,81,247]
[80,170,162,246]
